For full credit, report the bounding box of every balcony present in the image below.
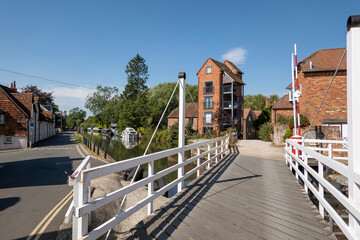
[223,101,232,108]
[223,85,232,93]
[203,86,213,94]
[203,102,213,109]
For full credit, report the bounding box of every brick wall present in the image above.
[0,91,28,137]
[167,117,198,131]
[272,109,293,124]
[299,70,347,125]
[197,59,222,133]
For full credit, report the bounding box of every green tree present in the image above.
[147,82,198,127]
[118,54,150,130]
[21,85,58,109]
[80,116,98,130]
[244,94,267,110]
[122,53,149,99]
[269,94,279,105]
[100,97,121,126]
[118,93,149,130]
[66,107,86,127]
[85,85,118,116]
[252,106,271,131]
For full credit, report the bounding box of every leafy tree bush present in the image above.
[283,128,292,141]
[259,122,273,142]
[277,114,291,125]
[244,94,279,110]
[253,106,271,131]
[288,115,310,129]
[67,107,86,127]
[21,85,58,110]
[85,85,118,116]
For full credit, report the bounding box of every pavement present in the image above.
[0,132,104,240]
[237,139,285,161]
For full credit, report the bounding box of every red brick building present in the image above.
[271,94,293,124]
[167,103,198,131]
[243,108,258,139]
[197,58,245,135]
[273,48,347,138]
[0,83,55,149]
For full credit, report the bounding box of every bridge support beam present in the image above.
[347,15,360,237]
[178,72,186,193]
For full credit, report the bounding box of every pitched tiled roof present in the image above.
[12,92,33,113]
[299,48,346,73]
[243,108,251,118]
[224,60,244,74]
[272,94,293,110]
[210,59,246,85]
[168,103,198,118]
[253,110,262,119]
[0,84,30,118]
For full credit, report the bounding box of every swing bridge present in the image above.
[66,16,360,240]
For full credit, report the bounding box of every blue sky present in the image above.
[0,0,358,116]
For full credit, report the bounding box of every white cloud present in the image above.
[46,86,94,99]
[221,48,247,65]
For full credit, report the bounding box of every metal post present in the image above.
[178,72,186,193]
[147,160,154,215]
[72,178,89,239]
[328,143,333,159]
[197,147,200,177]
[207,144,211,169]
[347,15,360,236]
[97,145,99,155]
[93,142,95,153]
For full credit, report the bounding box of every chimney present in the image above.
[10,81,17,91]
[265,98,270,108]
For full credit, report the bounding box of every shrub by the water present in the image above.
[283,128,292,141]
[259,122,273,142]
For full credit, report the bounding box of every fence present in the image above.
[82,136,112,160]
[70,135,229,240]
[285,139,360,240]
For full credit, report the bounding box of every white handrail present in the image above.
[285,139,360,240]
[71,135,230,240]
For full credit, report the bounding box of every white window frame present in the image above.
[206,66,212,74]
[205,112,212,124]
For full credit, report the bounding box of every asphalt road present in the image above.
[0,132,104,240]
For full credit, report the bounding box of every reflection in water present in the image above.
[82,132,198,189]
[121,138,138,149]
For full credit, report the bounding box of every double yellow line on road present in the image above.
[27,190,73,240]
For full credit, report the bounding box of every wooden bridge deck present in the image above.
[125,147,336,240]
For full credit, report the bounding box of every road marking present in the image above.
[34,192,73,240]
[76,145,86,158]
[27,190,73,240]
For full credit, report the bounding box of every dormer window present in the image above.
[206,66,212,74]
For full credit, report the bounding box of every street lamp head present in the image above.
[178,72,186,80]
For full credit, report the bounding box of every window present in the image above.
[205,112,212,124]
[189,118,193,124]
[204,96,213,109]
[0,113,4,125]
[206,66,212,74]
[4,136,12,144]
[204,81,213,94]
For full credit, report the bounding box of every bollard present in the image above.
[89,141,91,150]
[104,148,107,159]
[97,145,99,155]
[93,142,95,153]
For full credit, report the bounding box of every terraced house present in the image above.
[197,58,245,136]
[0,82,55,150]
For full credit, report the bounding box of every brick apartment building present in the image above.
[0,82,55,149]
[272,48,347,138]
[197,58,245,135]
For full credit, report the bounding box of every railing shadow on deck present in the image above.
[130,147,260,239]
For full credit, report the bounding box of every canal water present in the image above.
[82,132,198,197]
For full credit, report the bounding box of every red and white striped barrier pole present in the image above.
[294,44,301,135]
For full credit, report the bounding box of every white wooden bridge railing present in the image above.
[285,139,360,240]
[70,135,229,240]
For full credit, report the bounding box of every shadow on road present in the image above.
[0,197,20,211]
[0,156,82,189]
[34,132,77,148]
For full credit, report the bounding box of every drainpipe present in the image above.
[347,15,360,237]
